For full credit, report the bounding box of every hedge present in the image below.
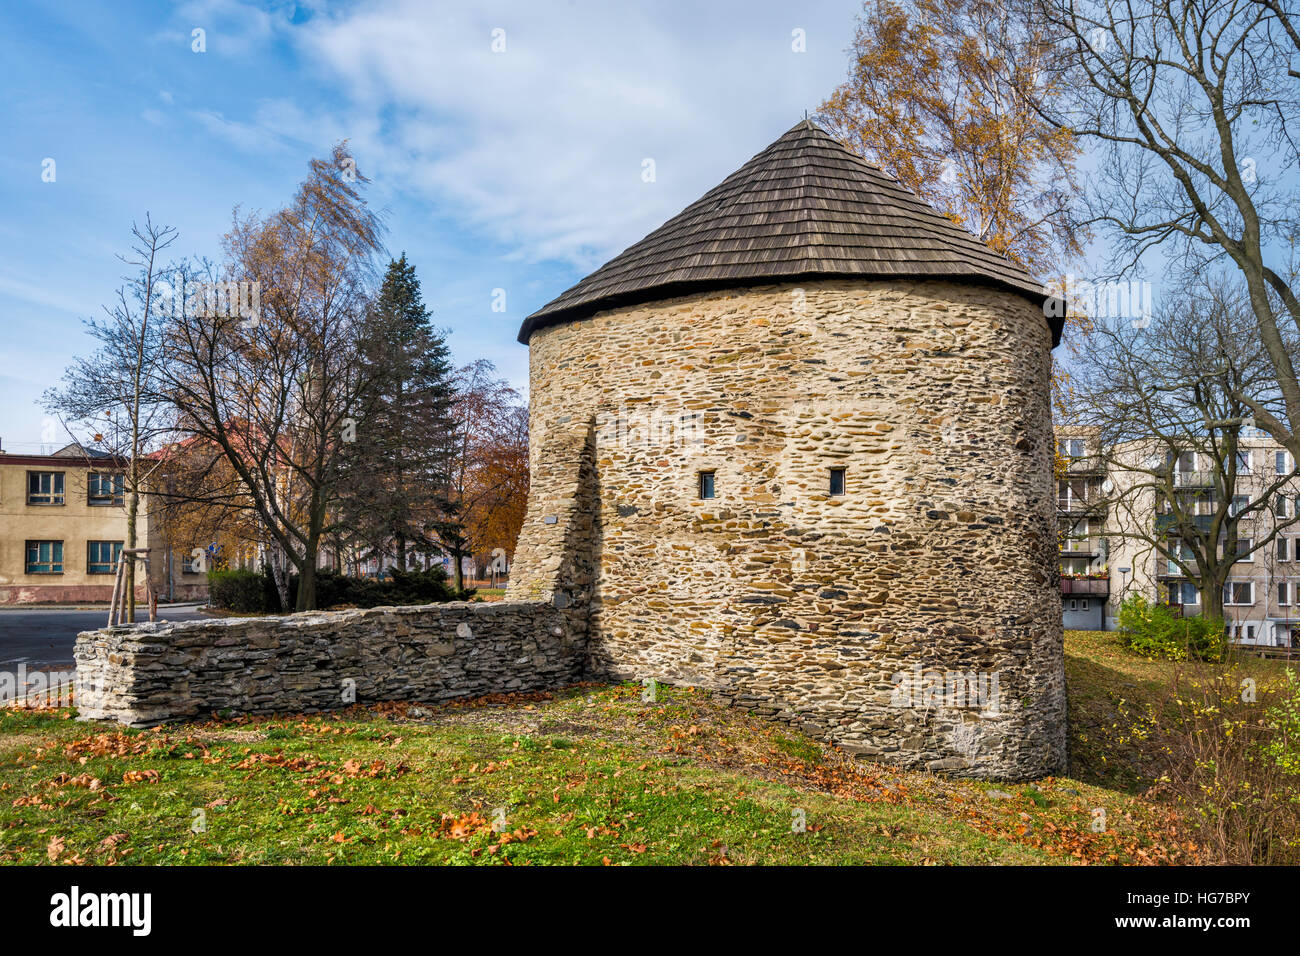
[207,564,467,613]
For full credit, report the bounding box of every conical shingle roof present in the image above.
[519,120,1060,345]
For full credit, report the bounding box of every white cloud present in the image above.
[0,273,95,316]
[189,108,290,154]
[169,0,277,58]
[288,0,855,269]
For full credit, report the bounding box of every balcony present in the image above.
[1061,577,1109,596]
[1058,496,1107,515]
[1155,513,1213,534]
[1173,469,1217,488]
[1060,537,1105,556]
[1063,454,1105,475]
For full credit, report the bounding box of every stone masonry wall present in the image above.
[74,601,582,726]
[507,416,599,616]
[74,414,600,727]
[524,278,1065,780]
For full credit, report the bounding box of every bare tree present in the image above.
[1064,281,1300,620]
[43,216,178,621]
[1017,0,1300,457]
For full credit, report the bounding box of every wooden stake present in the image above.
[108,552,125,626]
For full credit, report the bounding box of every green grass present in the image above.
[0,630,1244,866]
[1064,629,1294,793]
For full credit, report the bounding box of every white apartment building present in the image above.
[1057,427,1298,647]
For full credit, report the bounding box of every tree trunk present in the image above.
[125,460,139,622]
[297,556,317,612]
[296,504,326,611]
[1201,579,1226,626]
[124,233,155,623]
[269,543,290,613]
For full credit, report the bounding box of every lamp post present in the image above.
[1118,566,1131,617]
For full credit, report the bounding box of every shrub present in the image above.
[304,569,354,611]
[1116,593,1226,662]
[207,568,271,613]
[381,566,462,605]
[262,566,283,613]
[1263,669,1300,777]
[1146,663,1300,864]
[211,563,467,613]
[285,565,466,610]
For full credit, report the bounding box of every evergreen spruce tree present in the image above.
[345,254,460,577]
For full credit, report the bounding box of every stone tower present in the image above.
[510,121,1065,779]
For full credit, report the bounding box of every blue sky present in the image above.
[0,0,863,451]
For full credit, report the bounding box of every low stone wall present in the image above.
[74,600,583,726]
[75,415,600,728]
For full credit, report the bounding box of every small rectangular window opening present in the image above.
[25,540,63,574]
[87,540,123,575]
[27,471,65,505]
[698,471,715,499]
[829,467,847,496]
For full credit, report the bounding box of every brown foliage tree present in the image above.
[161,144,383,611]
[820,0,1084,275]
[438,361,528,589]
[465,404,529,575]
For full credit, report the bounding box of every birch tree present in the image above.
[820,0,1084,275]
[161,145,382,611]
[43,216,178,621]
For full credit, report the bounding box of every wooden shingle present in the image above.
[518,120,1060,345]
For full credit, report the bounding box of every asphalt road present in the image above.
[0,605,210,671]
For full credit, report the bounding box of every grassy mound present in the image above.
[1,655,1206,865]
